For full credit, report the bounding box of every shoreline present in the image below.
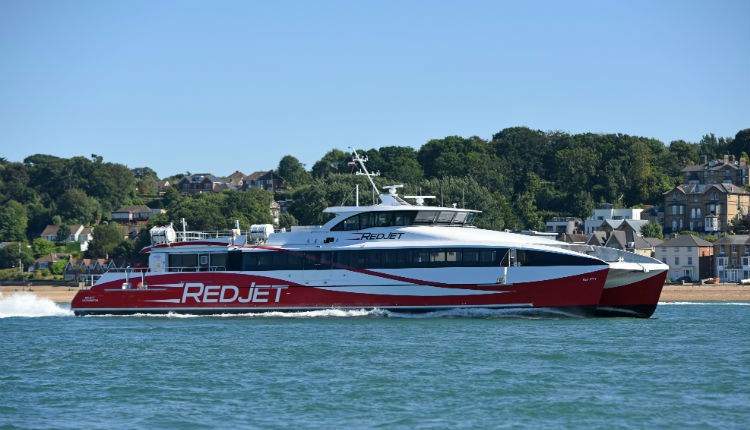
[2,284,749,303]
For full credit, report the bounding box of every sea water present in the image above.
[0,293,748,429]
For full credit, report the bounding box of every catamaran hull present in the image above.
[596,264,668,318]
[71,269,608,317]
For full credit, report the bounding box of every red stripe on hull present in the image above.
[596,271,667,318]
[71,269,608,315]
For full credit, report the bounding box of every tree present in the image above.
[57,188,101,225]
[277,155,312,189]
[0,200,28,241]
[86,223,125,259]
[51,258,67,275]
[641,221,664,239]
[32,238,56,258]
[311,149,352,179]
[0,242,34,270]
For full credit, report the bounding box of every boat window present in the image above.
[452,212,468,224]
[341,216,359,231]
[393,212,415,226]
[465,213,476,226]
[210,253,227,271]
[462,250,479,265]
[359,213,373,229]
[375,213,392,227]
[414,211,437,224]
[430,250,446,263]
[446,250,460,262]
[436,211,455,224]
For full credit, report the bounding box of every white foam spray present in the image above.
[0,292,74,318]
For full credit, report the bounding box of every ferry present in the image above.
[71,151,668,317]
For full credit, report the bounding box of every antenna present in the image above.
[349,147,380,194]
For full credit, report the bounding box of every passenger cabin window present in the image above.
[332,210,475,231]
[197,247,604,272]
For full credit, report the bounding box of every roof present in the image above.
[681,157,747,173]
[666,183,750,196]
[656,235,713,248]
[643,237,664,247]
[114,205,152,213]
[713,235,750,245]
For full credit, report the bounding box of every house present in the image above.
[654,235,714,282]
[224,171,247,189]
[663,183,750,234]
[39,224,85,243]
[602,231,655,256]
[63,258,116,282]
[681,155,748,187]
[713,235,750,283]
[583,203,644,235]
[177,173,230,195]
[32,253,70,272]
[78,227,93,252]
[242,171,284,192]
[111,205,153,223]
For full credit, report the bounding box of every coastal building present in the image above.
[242,171,284,192]
[681,155,748,186]
[177,173,233,195]
[663,183,750,234]
[40,224,86,244]
[544,217,582,236]
[583,203,643,235]
[713,235,750,282]
[111,205,154,223]
[664,155,750,234]
[654,235,714,282]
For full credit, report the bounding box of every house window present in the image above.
[687,256,693,265]
[687,247,692,252]
[732,245,737,253]
[674,257,679,265]
[672,206,677,215]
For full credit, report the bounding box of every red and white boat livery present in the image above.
[71,151,668,317]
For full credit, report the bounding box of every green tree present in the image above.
[311,149,353,179]
[641,221,664,239]
[0,242,34,270]
[277,155,312,189]
[86,223,125,259]
[51,258,67,275]
[57,188,101,225]
[0,200,28,241]
[32,238,56,258]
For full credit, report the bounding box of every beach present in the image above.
[2,284,749,303]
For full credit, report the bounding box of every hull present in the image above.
[71,268,608,317]
[596,262,668,318]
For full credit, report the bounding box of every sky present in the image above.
[1,0,748,179]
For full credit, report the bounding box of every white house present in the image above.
[654,235,714,282]
[584,203,644,235]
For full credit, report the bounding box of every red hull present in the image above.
[71,269,608,316]
[596,271,668,318]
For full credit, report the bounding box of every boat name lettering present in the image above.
[349,232,405,241]
[180,282,288,304]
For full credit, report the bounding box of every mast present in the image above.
[350,147,380,194]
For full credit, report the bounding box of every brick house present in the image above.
[242,171,284,192]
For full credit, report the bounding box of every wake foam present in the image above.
[0,292,74,318]
[659,301,750,306]
[86,307,579,319]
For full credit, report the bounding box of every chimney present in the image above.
[729,155,735,163]
[723,154,729,163]
[700,155,708,164]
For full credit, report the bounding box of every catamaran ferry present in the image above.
[71,151,668,317]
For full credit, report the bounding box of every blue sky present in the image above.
[1,0,748,178]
